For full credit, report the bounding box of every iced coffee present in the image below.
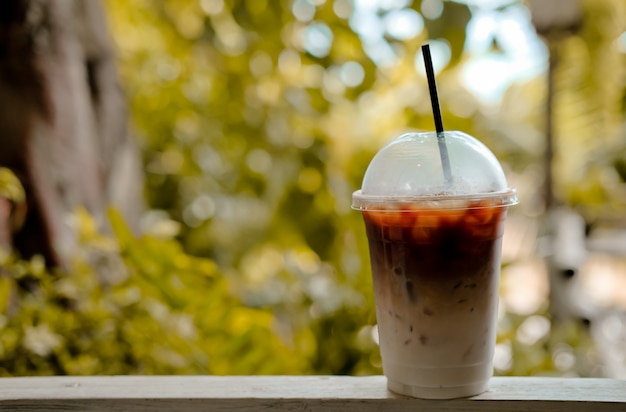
[353,131,517,399]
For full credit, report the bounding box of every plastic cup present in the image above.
[352,131,517,399]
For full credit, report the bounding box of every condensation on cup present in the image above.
[352,131,518,399]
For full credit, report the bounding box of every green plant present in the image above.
[0,208,309,376]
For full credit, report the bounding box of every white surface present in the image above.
[0,376,625,411]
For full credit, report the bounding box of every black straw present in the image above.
[422,44,452,185]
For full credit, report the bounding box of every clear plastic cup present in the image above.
[353,131,517,399]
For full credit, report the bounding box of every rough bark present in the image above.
[0,0,143,268]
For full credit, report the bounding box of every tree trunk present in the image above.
[0,0,143,268]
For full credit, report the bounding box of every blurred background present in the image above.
[0,0,625,378]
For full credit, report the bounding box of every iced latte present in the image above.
[353,131,517,398]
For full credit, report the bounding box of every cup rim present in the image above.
[351,188,518,211]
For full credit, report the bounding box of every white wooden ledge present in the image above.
[1,376,625,411]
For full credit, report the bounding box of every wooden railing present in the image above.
[1,376,625,411]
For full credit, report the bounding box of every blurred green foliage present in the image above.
[0,207,308,375]
[1,0,624,377]
[101,0,477,376]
